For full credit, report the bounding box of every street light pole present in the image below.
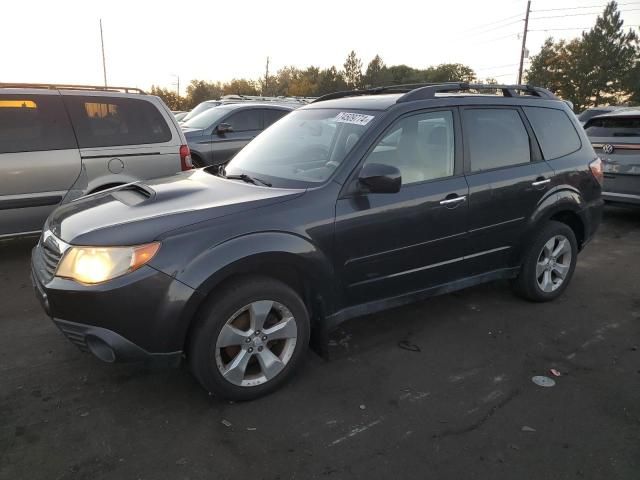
[100,19,108,88]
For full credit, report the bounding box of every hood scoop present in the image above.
[111,183,155,206]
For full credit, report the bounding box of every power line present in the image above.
[532,8,640,20]
[467,12,523,33]
[468,18,523,37]
[528,24,640,32]
[532,2,640,13]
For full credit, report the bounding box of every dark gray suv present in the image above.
[32,83,603,401]
[182,103,294,166]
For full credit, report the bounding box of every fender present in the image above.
[514,185,588,264]
[176,231,339,318]
[528,185,585,229]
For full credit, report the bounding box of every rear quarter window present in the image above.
[65,96,172,148]
[524,107,581,159]
[0,94,76,153]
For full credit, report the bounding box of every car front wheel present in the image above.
[514,221,578,302]
[188,276,310,401]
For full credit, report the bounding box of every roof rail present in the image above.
[0,83,146,94]
[312,83,461,103]
[396,83,558,103]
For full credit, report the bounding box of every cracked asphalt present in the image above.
[1,206,639,480]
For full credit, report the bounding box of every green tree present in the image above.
[363,54,392,87]
[343,50,363,89]
[185,80,223,108]
[424,63,476,83]
[527,1,639,110]
[222,78,260,96]
[316,66,347,95]
[150,85,182,110]
[580,0,638,105]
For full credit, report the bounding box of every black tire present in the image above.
[188,276,310,401]
[513,221,578,302]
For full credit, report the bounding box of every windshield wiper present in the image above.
[224,173,272,187]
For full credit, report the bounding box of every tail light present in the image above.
[589,157,604,186]
[179,144,193,171]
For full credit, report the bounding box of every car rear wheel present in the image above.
[188,276,310,401]
[513,221,578,302]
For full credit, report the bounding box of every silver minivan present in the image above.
[0,84,192,238]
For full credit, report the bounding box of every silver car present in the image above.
[0,84,191,238]
[585,108,640,205]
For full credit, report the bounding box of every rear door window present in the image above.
[585,116,640,138]
[0,94,76,153]
[463,109,531,172]
[64,96,172,148]
[263,109,289,128]
[225,109,263,132]
[524,107,581,159]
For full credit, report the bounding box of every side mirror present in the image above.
[358,163,401,194]
[216,123,233,135]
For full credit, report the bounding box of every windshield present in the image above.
[181,101,219,123]
[182,106,230,130]
[224,108,378,188]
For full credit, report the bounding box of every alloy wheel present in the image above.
[215,300,298,387]
[536,235,572,293]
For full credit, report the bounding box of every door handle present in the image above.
[531,179,551,187]
[439,195,466,205]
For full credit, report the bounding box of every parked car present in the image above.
[584,108,640,205]
[179,96,312,125]
[31,82,603,400]
[179,100,221,124]
[577,106,627,126]
[173,111,188,122]
[182,103,294,166]
[0,83,192,239]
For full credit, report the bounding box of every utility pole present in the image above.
[517,0,531,84]
[100,19,108,88]
[264,56,270,95]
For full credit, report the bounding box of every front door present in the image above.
[334,109,469,306]
[461,107,555,274]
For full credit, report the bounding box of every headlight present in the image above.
[56,243,160,284]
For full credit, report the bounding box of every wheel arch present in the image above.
[176,232,338,351]
[526,187,588,253]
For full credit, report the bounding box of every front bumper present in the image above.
[31,244,202,365]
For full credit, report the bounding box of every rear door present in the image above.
[461,106,555,274]
[585,114,640,204]
[0,92,80,237]
[62,94,181,193]
[211,108,263,164]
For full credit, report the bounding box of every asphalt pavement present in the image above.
[1,207,639,480]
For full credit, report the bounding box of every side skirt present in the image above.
[324,267,521,331]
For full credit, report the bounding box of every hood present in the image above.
[48,169,304,246]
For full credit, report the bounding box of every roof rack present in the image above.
[396,83,558,103]
[312,83,459,103]
[220,94,314,104]
[312,82,558,104]
[0,83,146,94]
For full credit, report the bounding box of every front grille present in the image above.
[38,232,64,279]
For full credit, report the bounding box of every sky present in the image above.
[2,0,640,94]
